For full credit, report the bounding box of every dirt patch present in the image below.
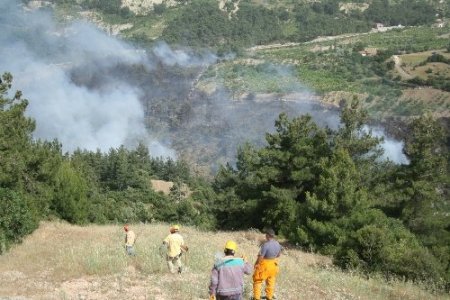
[394,51,450,80]
[218,0,241,17]
[247,42,302,52]
[309,45,333,52]
[322,91,368,107]
[79,11,134,35]
[150,179,191,197]
[151,179,174,195]
[393,55,413,80]
[339,2,369,14]
[121,0,177,15]
[413,62,450,79]
[399,50,450,65]
[399,88,450,118]
[48,273,167,300]
[359,47,378,56]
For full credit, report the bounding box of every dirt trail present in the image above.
[393,55,413,80]
[247,32,371,52]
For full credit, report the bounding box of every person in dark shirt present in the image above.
[252,229,282,300]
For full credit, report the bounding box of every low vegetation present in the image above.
[0,221,447,299]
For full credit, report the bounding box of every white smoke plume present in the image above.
[370,127,409,164]
[0,0,408,167]
[0,1,182,157]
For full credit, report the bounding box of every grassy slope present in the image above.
[0,221,447,300]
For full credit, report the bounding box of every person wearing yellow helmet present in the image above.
[209,240,252,300]
[224,240,237,251]
[163,224,188,274]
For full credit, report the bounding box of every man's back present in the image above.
[125,230,136,247]
[164,232,184,257]
[210,256,252,297]
[259,239,281,259]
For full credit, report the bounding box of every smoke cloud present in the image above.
[0,0,408,169]
[0,0,177,156]
[370,127,409,164]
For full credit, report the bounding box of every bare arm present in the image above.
[243,261,253,275]
[254,254,263,266]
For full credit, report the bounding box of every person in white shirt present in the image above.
[124,224,136,256]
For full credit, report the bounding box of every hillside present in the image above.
[48,0,450,120]
[1,1,448,295]
[0,221,446,300]
[21,1,449,169]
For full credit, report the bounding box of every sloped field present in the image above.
[0,222,446,300]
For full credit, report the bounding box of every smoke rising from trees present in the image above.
[0,0,408,167]
[0,1,178,156]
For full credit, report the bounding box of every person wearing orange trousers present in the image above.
[252,229,282,300]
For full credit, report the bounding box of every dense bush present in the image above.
[335,210,445,283]
[213,102,449,286]
[0,188,39,253]
[161,0,281,49]
[364,0,435,26]
[80,0,132,17]
[0,73,46,252]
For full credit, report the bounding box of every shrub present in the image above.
[335,213,445,283]
[153,3,167,15]
[0,188,39,253]
[52,162,89,224]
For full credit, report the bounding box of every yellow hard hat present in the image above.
[224,240,237,251]
[170,225,180,231]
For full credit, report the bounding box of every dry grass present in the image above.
[397,50,450,79]
[0,221,448,300]
[150,180,191,197]
[399,50,450,65]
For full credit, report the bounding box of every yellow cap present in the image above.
[224,240,237,251]
[170,225,180,231]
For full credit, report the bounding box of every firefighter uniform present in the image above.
[252,230,282,300]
